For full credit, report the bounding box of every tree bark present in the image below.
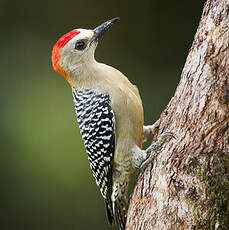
[126,0,229,229]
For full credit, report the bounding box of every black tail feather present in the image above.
[105,200,114,226]
[113,200,126,230]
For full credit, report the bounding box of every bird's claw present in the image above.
[140,131,175,171]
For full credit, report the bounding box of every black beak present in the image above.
[91,17,119,44]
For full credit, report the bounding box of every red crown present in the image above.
[52,30,81,80]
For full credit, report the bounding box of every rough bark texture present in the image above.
[126,0,229,229]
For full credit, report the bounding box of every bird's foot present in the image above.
[143,120,160,143]
[140,132,175,171]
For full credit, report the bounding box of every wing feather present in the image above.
[72,89,115,223]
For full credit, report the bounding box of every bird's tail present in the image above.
[113,198,127,230]
[105,199,114,226]
[105,198,127,230]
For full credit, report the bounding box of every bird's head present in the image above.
[52,17,119,83]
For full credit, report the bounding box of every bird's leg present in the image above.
[143,119,160,143]
[140,132,174,170]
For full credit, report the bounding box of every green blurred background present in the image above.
[1,0,205,229]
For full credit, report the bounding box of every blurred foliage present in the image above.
[1,0,205,229]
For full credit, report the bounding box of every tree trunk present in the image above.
[126,0,229,229]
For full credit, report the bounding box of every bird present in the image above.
[52,18,172,230]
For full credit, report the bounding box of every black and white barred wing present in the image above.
[72,89,115,199]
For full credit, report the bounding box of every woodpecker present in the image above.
[52,18,172,230]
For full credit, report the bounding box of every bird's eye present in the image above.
[75,40,87,51]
